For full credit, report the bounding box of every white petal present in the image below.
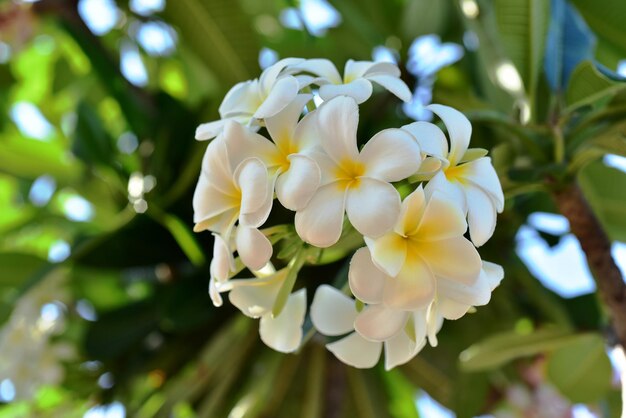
[364,233,407,278]
[427,104,471,166]
[236,226,273,271]
[227,270,287,317]
[438,273,491,307]
[259,289,306,353]
[359,129,421,182]
[208,277,223,307]
[466,185,497,247]
[311,284,357,336]
[319,79,373,104]
[360,61,401,77]
[415,237,482,285]
[366,74,412,102]
[415,191,467,240]
[460,157,504,212]
[259,57,304,94]
[293,58,342,84]
[219,80,260,118]
[316,96,360,163]
[200,138,235,194]
[265,94,312,149]
[395,186,426,237]
[254,76,300,119]
[401,121,448,158]
[275,154,321,211]
[195,119,227,141]
[326,332,382,369]
[482,261,504,290]
[384,331,424,371]
[348,247,386,304]
[424,171,467,212]
[234,158,269,215]
[346,177,400,238]
[239,173,276,228]
[192,175,237,226]
[426,303,443,346]
[438,299,470,320]
[223,120,277,168]
[210,234,231,282]
[295,182,347,248]
[383,257,435,310]
[354,305,408,342]
[292,108,322,150]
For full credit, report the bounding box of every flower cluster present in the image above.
[193,57,504,369]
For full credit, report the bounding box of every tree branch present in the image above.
[553,183,626,347]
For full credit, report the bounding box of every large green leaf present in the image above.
[546,333,612,403]
[459,327,584,372]
[571,0,626,55]
[578,160,626,242]
[0,252,48,288]
[566,61,626,110]
[163,0,259,88]
[494,0,550,102]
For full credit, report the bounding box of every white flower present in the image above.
[402,104,505,246]
[310,285,427,370]
[195,58,304,140]
[294,59,412,104]
[361,186,482,310]
[295,96,422,247]
[217,270,306,353]
[221,94,322,211]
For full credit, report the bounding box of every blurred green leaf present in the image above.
[72,101,116,167]
[566,61,626,110]
[578,159,626,241]
[570,0,626,56]
[0,252,48,288]
[546,333,612,403]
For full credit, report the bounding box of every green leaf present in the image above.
[163,0,259,88]
[72,101,116,167]
[570,0,626,56]
[494,0,550,101]
[546,333,612,403]
[459,327,584,372]
[0,252,48,288]
[381,369,420,418]
[578,160,626,241]
[566,61,626,110]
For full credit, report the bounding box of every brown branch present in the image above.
[553,182,626,347]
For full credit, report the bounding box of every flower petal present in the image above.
[276,154,321,211]
[319,79,373,104]
[415,192,467,240]
[359,128,421,182]
[259,288,306,353]
[346,177,400,238]
[364,233,407,278]
[192,175,238,226]
[349,247,386,304]
[438,273,491,307]
[219,80,260,118]
[209,277,223,307]
[401,121,448,158]
[239,173,276,228]
[366,74,412,102]
[223,120,277,168]
[437,299,470,320]
[326,332,382,369]
[195,119,227,141]
[354,305,408,342]
[414,237,481,285]
[460,157,504,212]
[236,226,273,271]
[265,94,312,149]
[227,270,287,317]
[316,96,360,164]
[427,104,471,166]
[254,75,300,119]
[295,182,347,248]
[395,186,426,237]
[311,284,357,336]
[210,234,232,282]
[383,257,435,310]
[483,261,504,290]
[259,57,304,94]
[293,58,342,84]
[384,331,425,371]
[424,171,467,212]
[200,137,235,194]
[234,158,268,216]
[466,185,497,247]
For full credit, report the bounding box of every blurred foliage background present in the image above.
[1,0,626,417]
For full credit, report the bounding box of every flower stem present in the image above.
[271,245,308,317]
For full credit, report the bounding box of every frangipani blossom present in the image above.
[402,104,504,246]
[310,285,427,370]
[293,59,412,104]
[223,95,322,211]
[363,186,482,310]
[295,96,422,247]
[195,58,304,140]
[217,269,306,353]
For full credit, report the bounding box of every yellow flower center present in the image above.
[335,159,365,189]
[444,163,468,184]
[272,136,299,173]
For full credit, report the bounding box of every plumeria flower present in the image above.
[362,186,482,310]
[222,94,322,211]
[402,104,504,246]
[195,58,304,140]
[310,285,428,370]
[295,96,422,247]
[293,58,412,104]
[217,269,306,353]
[193,125,274,289]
